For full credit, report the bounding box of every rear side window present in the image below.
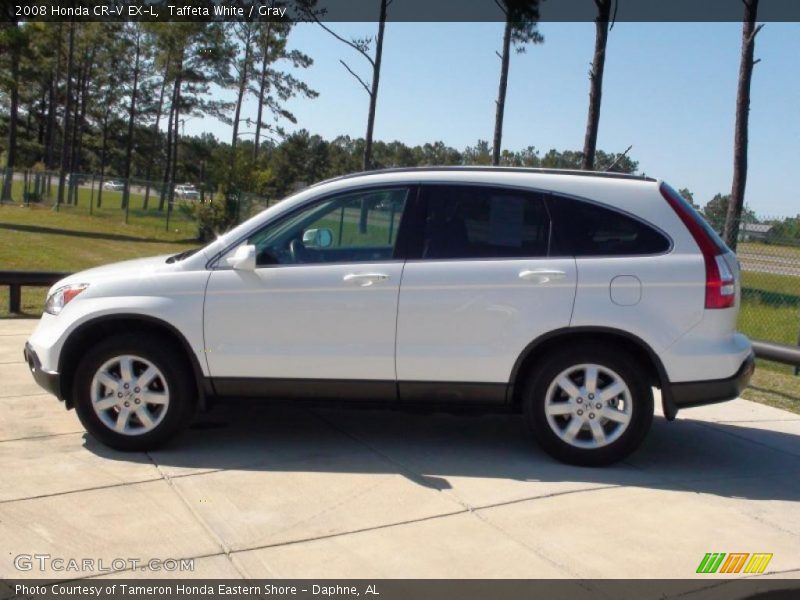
[548,195,670,257]
[420,185,550,259]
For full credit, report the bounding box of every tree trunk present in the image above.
[253,21,273,162]
[168,68,183,209]
[172,82,181,185]
[97,103,111,209]
[161,62,183,212]
[57,22,76,207]
[122,28,142,210]
[44,24,63,174]
[492,19,512,167]
[75,61,93,187]
[363,0,387,171]
[25,98,34,141]
[1,22,20,201]
[44,74,56,168]
[144,54,171,210]
[581,0,612,171]
[68,63,88,205]
[230,29,252,187]
[68,65,86,204]
[159,97,175,211]
[723,1,760,251]
[67,64,83,203]
[37,83,47,150]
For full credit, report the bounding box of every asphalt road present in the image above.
[739,252,800,278]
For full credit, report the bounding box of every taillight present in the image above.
[660,183,736,309]
[708,254,736,309]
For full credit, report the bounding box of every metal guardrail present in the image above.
[0,271,70,313]
[751,339,800,369]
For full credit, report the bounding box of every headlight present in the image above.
[44,284,89,315]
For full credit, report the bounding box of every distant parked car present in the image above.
[66,174,87,186]
[103,180,125,191]
[175,184,200,200]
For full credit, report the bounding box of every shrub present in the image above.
[182,196,238,242]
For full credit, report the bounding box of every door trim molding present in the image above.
[399,381,507,404]
[212,377,398,401]
[210,377,509,406]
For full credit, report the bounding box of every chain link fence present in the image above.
[0,168,291,242]
[713,214,800,373]
[0,167,222,237]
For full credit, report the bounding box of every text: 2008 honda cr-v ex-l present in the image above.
[25,168,755,466]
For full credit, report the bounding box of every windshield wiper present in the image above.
[166,248,199,263]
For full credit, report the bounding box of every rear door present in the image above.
[546,193,688,352]
[395,184,577,402]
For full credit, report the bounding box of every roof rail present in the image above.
[311,166,656,188]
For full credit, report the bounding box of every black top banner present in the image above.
[4,0,800,23]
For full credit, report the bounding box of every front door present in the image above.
[204,187,411,397]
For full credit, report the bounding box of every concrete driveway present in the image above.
[1,319,799,580]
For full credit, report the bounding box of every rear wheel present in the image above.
[72,334,196,451]
[523,345,653,466]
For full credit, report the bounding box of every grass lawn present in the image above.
[741,270,800,297]
[0,203,197,317]
[738,241,800,260]
[742,363,800,415]
[738,303,798,349]
[738,269,799,378]
[3,177,199,236]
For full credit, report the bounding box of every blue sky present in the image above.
[186,21,799,218]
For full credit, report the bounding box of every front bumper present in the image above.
[23,342,62,400]
[668,351,755,412]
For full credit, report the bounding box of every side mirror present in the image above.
[226,244,257,271]
[302,228,334,249]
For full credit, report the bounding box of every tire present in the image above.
[522,344,653,466]
[72,333,196,451]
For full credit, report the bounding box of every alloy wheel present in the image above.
[543,363,632,449]
[90,355,170,436]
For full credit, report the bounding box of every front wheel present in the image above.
[523,345,653,466]
[72,334,196,451]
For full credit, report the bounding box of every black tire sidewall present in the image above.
[523,345,653,466]
[72,334,195,451]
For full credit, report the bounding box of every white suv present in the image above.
[24,168,754,465]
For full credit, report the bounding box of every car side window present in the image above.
[548,195,671,257]
[246,187,409,266]
[420,185,550,260]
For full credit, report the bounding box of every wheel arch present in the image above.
[58,314,211,409]
[508,327,672,415]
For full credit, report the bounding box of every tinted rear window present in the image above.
[421,185,550,259]
[548,195,670,257]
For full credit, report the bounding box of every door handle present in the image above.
[518,269,567,284]
[343,273,390,287]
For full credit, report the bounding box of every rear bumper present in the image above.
[668,351,755,412]
[23,342,62,400]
